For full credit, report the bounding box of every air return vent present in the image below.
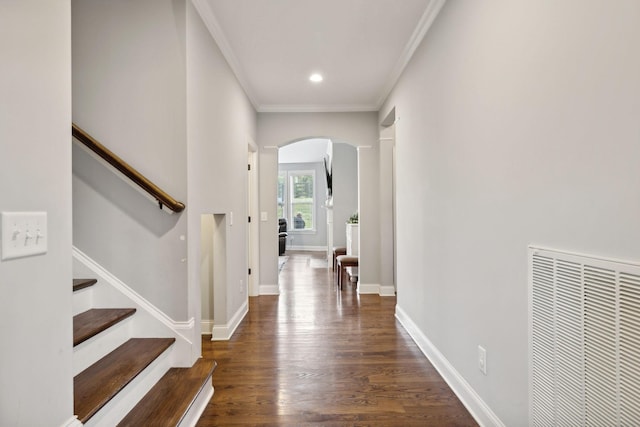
[529,246,640,426]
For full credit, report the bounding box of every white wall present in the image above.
[72,0,189,320]
[186,1,257,347]
[258,147,280,293]
[381,1,640,424]
[331,143,358,248]
[278,138,329,164]
[378,125,395,292]
[0,1,74,425]
[257,112,378,292]
[356,146,381,291]
[72,0,257,352]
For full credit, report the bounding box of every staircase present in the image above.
[72,278,215,426]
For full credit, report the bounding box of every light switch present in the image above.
[1,212,47,260]
[260,212,268,221]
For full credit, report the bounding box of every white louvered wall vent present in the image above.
[530,246,640,426]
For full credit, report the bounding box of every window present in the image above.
[277,170,315,231]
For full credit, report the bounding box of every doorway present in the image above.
[276,139,358,284]
[200,213,227,336]
[247,149,259,296]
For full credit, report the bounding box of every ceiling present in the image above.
[193,0,445,112]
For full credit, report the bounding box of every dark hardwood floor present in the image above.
[198,251,477,426]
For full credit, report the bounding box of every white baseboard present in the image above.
[211,300,248,341]
[357,282,380,294]
[60,416,82,427]
[287,245,326,252]
[395,305,505,427]
[357,283,395,296]
[201,320,214,335]
[379,285,396,296]
[259,284,280,295]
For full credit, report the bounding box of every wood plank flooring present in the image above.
[198,251,477,426]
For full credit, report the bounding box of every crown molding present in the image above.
[191,0,259,110]
[375,0,447,108]
[192,0,446,114]
[258,104,379,113]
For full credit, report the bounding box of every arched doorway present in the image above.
[255,111,382,297]
[276,139,358,283]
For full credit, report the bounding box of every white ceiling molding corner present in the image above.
[258,104,380,114]
[193,0,446,113]
[191,0,260,110]
[374,0,448,109]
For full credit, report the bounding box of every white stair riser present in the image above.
[84,346,174,427]
[72,286,94,316]
[73,317,133,376]
[179,381,214,427]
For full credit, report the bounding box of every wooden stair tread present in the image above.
[117,358,217,427]
[74,337,175,424]
[73,278,97,292]
[73,308,136,346]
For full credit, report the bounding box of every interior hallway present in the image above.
[199,251,477,426]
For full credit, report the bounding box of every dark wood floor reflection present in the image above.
[198,251,477,426]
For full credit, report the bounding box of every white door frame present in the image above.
[247,147,260,296]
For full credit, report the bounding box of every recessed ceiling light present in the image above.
[309,73,323,83]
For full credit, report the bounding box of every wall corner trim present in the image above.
[379,285,396,297]
[259,284,280,295]
[211,300,249,341]
[357,283,395,296]
[201,320,214,335]
[374,0,448,108]
[190,0,259,109]
[60,416,82,427]
[356,282,378,294]
[395,305,506,427]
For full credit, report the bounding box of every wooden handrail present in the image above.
[72,123,186,213]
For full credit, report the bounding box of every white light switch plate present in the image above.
[1,212,47,260]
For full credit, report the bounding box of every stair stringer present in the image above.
[73,247,195,368]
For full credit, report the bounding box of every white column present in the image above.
[356,146,381,294]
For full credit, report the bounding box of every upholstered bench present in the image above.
[336,255,358,290]
[332,246,347,271]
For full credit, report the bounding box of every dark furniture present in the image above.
[332,246,347,271]
[336,255,358,290]
[278,218,288,255]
